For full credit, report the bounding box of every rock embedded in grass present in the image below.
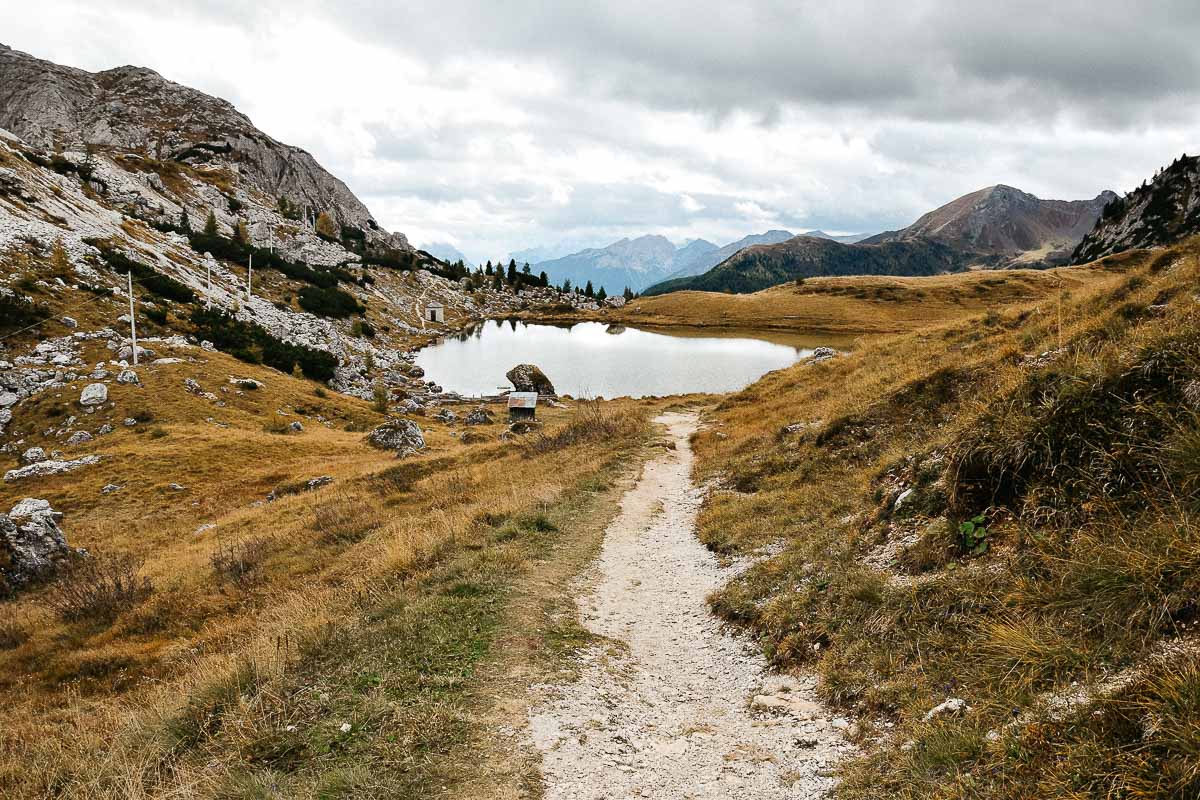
[0,498,80,596]
[4,455,101,482]
[79,383,107,406]
[365,418,425,456]
[923,697,970,722]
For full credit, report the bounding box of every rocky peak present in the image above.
[0,43,407,246]
[1073,155,1200,264]
[866,184,1115,264]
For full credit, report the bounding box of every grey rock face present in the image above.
[20,447,46,465]
[1,497,80,596]
[79,383,107,406]
[365,418,425,456]
[116,369,139,384]
[65,431,93,446]
[506,364,556,396]
[0,43,409,248]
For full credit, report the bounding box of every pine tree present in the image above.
[522,263,531,275]
[584,280,594,298]
[485,260,493,275]
[506,260,518,284]
[203,210,219,235]
[180,208,191,231]
[49,239,72,278]
[623,286,634,300]
[493,272,502,291]
[597,286,607,302]
[539,270,549,287]
[562,278,572,294]
[235,219,250,244]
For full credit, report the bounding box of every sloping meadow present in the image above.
[693,240,1200,799]
[0,342,654,799]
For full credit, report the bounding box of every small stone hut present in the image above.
[426,301,445,323]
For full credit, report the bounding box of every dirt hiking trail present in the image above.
[528,411,851,799]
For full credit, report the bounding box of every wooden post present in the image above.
[247,253,253,302]
[127,270,138,366]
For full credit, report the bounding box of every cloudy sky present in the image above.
[6,1,1200,262]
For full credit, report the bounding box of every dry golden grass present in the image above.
[519,258,1132,335]
[0,337,666,798]
[689,238,1200,798]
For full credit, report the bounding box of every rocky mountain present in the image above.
[661,230,796,281]
[534,234,679,293]
[865,184,1115,266]
[648,185,1114,295]
[644,235,976,295]
[0,44,563,419]
[0,44,409,252]
[534,229,815,293]
[1073,154,1200,263]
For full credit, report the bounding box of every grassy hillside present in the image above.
[0,342,671,798]
[603,262,1123,335]
[644,236,987,295]
[690,237,1200,798]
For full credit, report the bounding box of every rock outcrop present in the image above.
[4,455,101,482]
[0,43,407,245]
[1073,154,1200,263]
[365,418,426,456]
[0,498,80,596]
[506,364,556,396]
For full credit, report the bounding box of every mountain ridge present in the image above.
[1073,154,1200,263]
[0,42,409,251]
[648,184,1114,295]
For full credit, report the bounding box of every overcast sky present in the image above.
[6,1,1200,262]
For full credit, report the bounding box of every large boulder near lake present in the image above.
[506,364,556,396]
[1,499,81,597]
[365,418,426,456]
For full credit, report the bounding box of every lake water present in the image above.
[414,320,838,398]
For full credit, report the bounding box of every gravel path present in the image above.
[528,411,851,799]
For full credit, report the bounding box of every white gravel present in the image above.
[528,411,852,799]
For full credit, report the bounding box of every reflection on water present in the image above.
[415,320,835,398]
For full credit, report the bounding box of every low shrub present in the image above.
[0,292,50,336]
[190,308,337,381]
[528,400,643,454]
[45,554,153,624]
[0,621,29,650]
[86,239,195,303]
[209,537,273,587]
[297,285,365,318]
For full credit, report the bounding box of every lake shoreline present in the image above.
[413,319,832,399]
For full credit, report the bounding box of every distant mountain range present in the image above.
[646,185,1115,295]
[527,228,872,294]
[421,241,471,264]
